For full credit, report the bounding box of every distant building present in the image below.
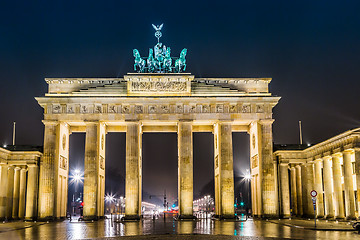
[274,128,360,219]
[0,145,42,220]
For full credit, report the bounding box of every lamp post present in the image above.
[244,169,251,217]
[70,169,84,216]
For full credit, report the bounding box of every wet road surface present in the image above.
[1,215,359,239]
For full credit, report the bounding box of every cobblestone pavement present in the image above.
[0,216,359,240]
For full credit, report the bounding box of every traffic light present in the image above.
[234,203,237,207]
[240,202,244,206]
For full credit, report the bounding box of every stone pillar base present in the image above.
[121,215,141,221]
[261,214,279,219]
[177,215,197,220]
[37,216,55,222]
[83,216,99,221]
[82,216,99,221]
[24,217,36,221]
[213,214,236,220]
[281,215,291,219]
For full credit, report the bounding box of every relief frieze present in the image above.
[135,105,143,114]
[50,103,251,115]
[241,105,251,113]
[94,105,102,113]
[80,105,88,113]
[130,81,187,92]
[59,155,67,170]
[108,105,116,113]
[67,105,74,114]
[53,104,61,113]
[100,156,105,170]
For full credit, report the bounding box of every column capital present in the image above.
[279,162,289,167]
[178,119,194,123]
[306,160,315,165]
[323,155,332,160]
[42,120,58,126]
[314,158,323,163]
[259,119,275,125]
[332,152,343,158]
[27,164,38,168]
[343,149,354,154]
[84,120,99,126]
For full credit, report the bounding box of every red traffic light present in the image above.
[81,202,84,206]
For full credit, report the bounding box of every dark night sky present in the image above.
[1,1,360,205]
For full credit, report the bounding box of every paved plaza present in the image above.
[0,217,359,240]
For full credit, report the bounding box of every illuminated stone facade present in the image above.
[0,146,42,220]
[274,128,360,219]
[35,73,280,220]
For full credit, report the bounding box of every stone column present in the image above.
[6,166,14,219]
[290,166,297,216]
[323,156,334,218]
[12,167,21,219]
[178,121,194,219]
[95,122,106,218]
[259,120,277,217]
[279,163,290,218]
[25,165,39,220]
[355,149,360,218]
[343,150,356,219]
[0,164,8,220]
[295,165,303,216]
[314,159,324,218]
[124,122,142,220]
[18,168,27,219]
[300,164,308,217]
[38,121,58,220]
[83,122,99,220]
[305,161,315,217]
[214,122,235,219]
[332,153,345,219]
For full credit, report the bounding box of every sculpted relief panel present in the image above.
[59,155,67,170]
[130,81,187,93]
[49,103,269,115]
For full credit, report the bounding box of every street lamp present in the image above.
[244,169,251,217]
[105,193,116,214]
[70,168,84,216]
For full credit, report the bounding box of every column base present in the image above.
[177,215,197,220]
[213,214,237,220]
[82,215,99,221]
[281,215,291,219]
[261,214,279,219]
[37,216,55,222]
[346,215,356,220]
[121,215,141,221]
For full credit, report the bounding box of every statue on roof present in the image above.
[133,24,188,73]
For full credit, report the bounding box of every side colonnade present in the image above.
[0,147,41,221]
[274,129,360,219]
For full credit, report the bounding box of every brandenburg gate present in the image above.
[34,25,281,220]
